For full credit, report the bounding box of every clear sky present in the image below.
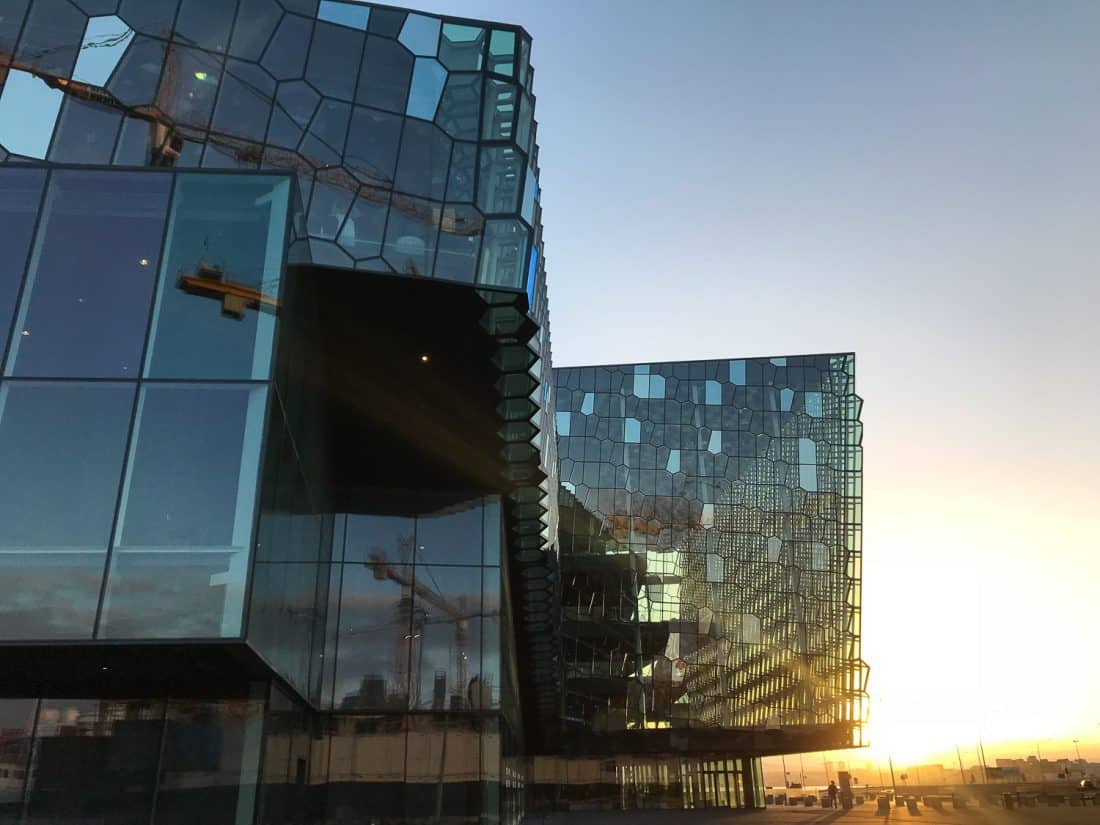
[416,0,1100,765]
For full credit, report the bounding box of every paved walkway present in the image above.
[527,803,1100,825]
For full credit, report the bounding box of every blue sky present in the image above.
[415,0,1100,758]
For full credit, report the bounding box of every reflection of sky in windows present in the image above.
[0,70,63,159]
[318,0,370,30]
[73,16,133,87]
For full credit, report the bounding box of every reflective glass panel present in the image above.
[344,514,414,565]
[261,12,312,80]
[345,106,401,185]
[23,700,165,822]
[0,70,63,159]
[333,562,413,710]
[155,699,264,823]
[99,383,268,639]
[411,565,481,710]
[71,16,133,87]
[0,382,135,640]
[229,0,281,59]
[318,0,369,30]
[477,219,527,289]
[435,205,481,283]
[406,58,447,120]
[145,174,289,380]
[48,97,122,164]
[357,35,412,114]
[306,20,362,101]
[394,119,450,200]
[399,13,440,57]
[0,699,34,816]
[382,196,438,276]
[175,0,237,53]
[0,168,46,356]
[6,170,171,378]
[414,499,483,565]
[14,0,83,76]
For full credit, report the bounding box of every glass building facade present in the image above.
[0,1,864,821]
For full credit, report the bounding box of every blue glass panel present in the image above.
[100,383,268,639]
[476,219,527,289]
[398,13,440,57]
[357,35,412,113]
[555,411,570,437]
[406,57,447,120]
[119,0,179,38]
[72,15,133,87]
[162,47,222,129]
[306,20,362,101]
[338,187,389,260]
[145,174,289,380]
[444,141,476,201]
[435,71,481,140]
[0,381,135,640]
[525,246,538,305]
[333,561,411,709]
[0,168,46,353]
[729,359,746,385]
[345,106,401,185]
[414,498,483,565]
[318,0,369,30]
[706,380,721,405]
[6,170,171,378]
[521,164,538,224]
[106,35,166,108]
[394,118,450,200]
[261,12,312,81]
[0,0,30,56]
[229,0,282,60]
[708,430,721,454]
[781,387,794,411]
[411,564,481,710]
[439,23,483,71]
[382,195,439,276]
[666,449,680,473]
[435,204,481,283]
[212,58,276,144]
[487,29,514,76]
[798,437,816,465]
[14,0,84,77]
[48,96,122,164]
[175,0,237,53]
[625,418,641,443]
[0,69,64,159]
[477,146,522,214]
[481,78,515,140]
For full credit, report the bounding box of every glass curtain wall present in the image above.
[0,696,267,825]
[0,168,292,643]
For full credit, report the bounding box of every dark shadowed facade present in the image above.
[0,1,864,822]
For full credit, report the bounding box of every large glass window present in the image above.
[98,383,268,639]
[0,382,135,640]
[0,169,46,359]
[411,565,482,711]
[23,699,164,824]
[144,174,289,380]
[333,562,413,710]
[0,699,35,819]
[5,171,171,378]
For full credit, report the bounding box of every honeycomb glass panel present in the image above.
[175,0,237,53]
[477,218,527,289]
[357,35,413,113]
[318,0,369,30]
[383,195,439,276]
[72,15,133,87]
[307,20,363,100]
[0,69,64,159]
[345,106,402,185]
[439,23,484,71]
[407,57,447,120]
[398,13,440,57]
[477,146,522,214]
[14,0,84,77]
